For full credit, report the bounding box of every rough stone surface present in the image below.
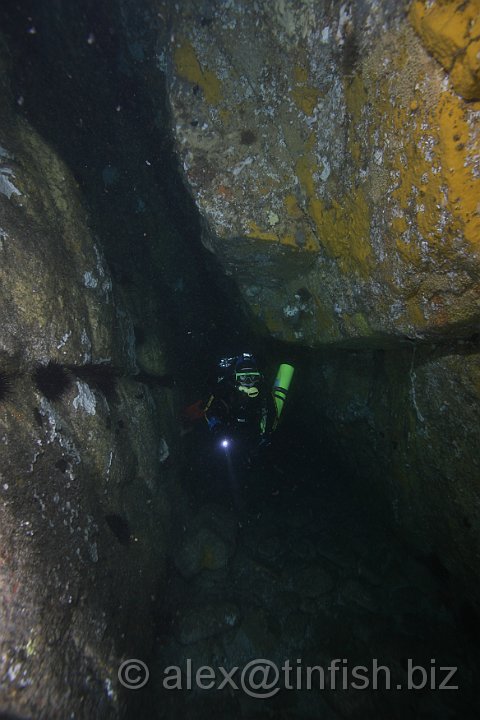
[0,105,127,370]
[142,0,480,346]
[409,0,480,101]
[2,3,480,717]
[287,565,335,598]
[307,344,480,603]
[174,504,237,578]
[121,0,480,606]
[153,477,478,719]
[175,525,234,578]
[222,607,281,664]
[0,24,179,720]
[174,602,240,645]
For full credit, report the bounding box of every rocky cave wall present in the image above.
[0,0,257,714]
[1,0,480,716]
[120,0,480,603]
[0,5,194,718]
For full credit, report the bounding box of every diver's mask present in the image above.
[236,370,261,398]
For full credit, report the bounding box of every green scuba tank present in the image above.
[273,363,295,420]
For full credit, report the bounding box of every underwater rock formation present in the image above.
[0,27,177,719]
[121,0,480,603]
[1,0,480,716]
[146,0,480,346]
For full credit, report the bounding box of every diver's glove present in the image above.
[206,415,222,432]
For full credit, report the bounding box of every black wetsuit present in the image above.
[204,361,276,444]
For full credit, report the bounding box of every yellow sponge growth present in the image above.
[291,64,322,115]
[437,90,480,245]
[295,148,372,276]
[409,0,480,100]
[174,38,222,105]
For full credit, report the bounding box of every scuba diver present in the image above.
[184,353,294,463]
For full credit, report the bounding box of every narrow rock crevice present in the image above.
[0,2,479,720]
